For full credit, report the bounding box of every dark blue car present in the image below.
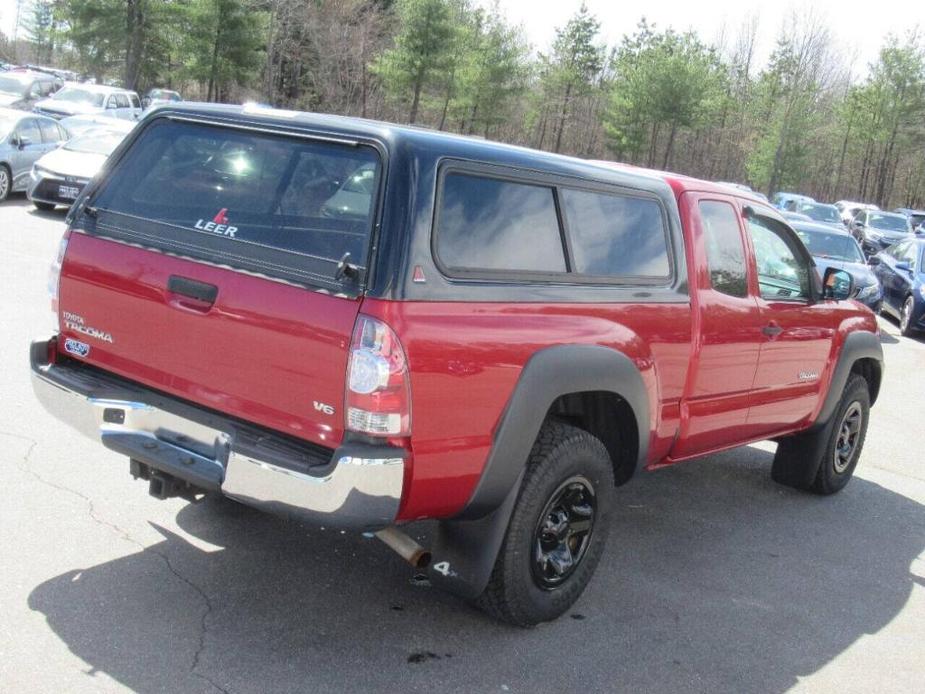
[791,221,882,311]
[871,237,925,336]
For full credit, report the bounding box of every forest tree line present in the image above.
[3,0,925,208]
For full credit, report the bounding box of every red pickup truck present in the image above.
[31,105,883,626]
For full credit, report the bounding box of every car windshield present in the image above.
[868,213,909,232]
[51,87,105,107]
[795,228,865,263]
[0,74,28,95]
[799,203,841,224]
[64,129,127,155]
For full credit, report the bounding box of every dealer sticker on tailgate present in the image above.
[63,338,90,358]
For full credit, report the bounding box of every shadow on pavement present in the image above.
[878,329,899,345]
[878,313,925,345]
[2,192,68,220]
[28,446,925,693]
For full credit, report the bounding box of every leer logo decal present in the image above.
[194,208,238,238]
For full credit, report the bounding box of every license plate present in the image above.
[58,185,80,200]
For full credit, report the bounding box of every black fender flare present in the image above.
[428,344,650,600]
[813,330,883,429]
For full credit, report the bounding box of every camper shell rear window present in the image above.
[86,118,382,293]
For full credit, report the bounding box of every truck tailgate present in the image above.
[59,233,358,447]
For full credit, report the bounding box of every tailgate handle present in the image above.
[167,276,218,304]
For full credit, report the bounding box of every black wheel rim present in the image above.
[833,401,863,474]
[531,476,596,590]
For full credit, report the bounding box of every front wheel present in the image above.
[476,421,614,626]
[772,374,870,495]
[0,165,10,202]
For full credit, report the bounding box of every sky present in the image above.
[0,0,920,74]
[498,0,920,73]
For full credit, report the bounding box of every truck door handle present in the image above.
[762,322,783,337]
[167,276,218,305]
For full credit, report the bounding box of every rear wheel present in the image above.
[900,296,917,336]
[476,421,614,626]
[32,201,56,212]
[0,165,10,202]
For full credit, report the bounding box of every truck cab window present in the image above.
[699,200,747,297]
[746,216,811,301]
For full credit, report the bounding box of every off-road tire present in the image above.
[476,421,615,626]
[772,374,870,495]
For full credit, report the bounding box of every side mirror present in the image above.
[17,135,31,149]
[852,219,864,229]
[867,255,882,266]
[823,267,854,301]
[895,261,913,273]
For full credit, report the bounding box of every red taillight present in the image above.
[345,314,411,437]
[48,231,70,314]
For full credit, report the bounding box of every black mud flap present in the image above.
[427,473,522,601]
[771,415,837,489]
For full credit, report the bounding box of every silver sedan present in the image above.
[0,107,66,202]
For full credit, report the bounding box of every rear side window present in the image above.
[16,118,41,143]
[38,119,61,143]
[436,172,566,273]
[699,200,747,297]
[89,119,381,291]
[560,189,670,279]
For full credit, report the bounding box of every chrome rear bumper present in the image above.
[30,339,405,529]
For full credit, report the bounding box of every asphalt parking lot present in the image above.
[1,194,923,694]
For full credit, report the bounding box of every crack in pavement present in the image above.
[2,429,230,694]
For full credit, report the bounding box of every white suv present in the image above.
[33,84,142,121]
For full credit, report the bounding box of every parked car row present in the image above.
[0,106,132,208]
[0,62,182,122]
[33,84,143,121]
[0,70,60,110]
[0,107,67,201]
[29,120,134,210]
[769,190,925,336]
